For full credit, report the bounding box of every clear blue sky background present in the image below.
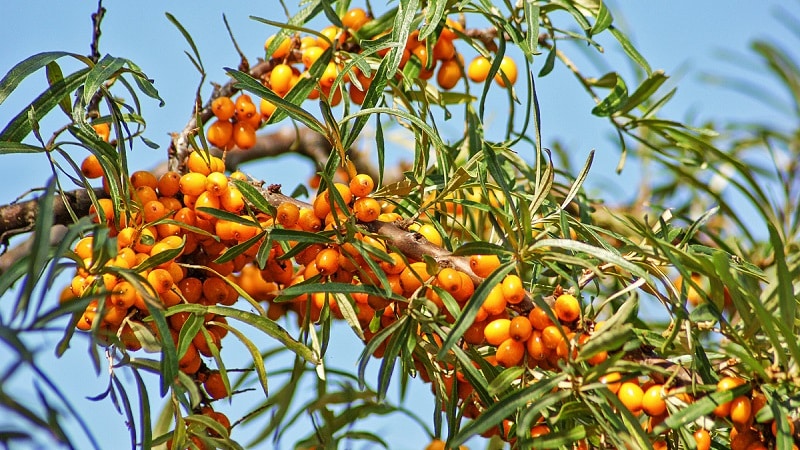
[0,1,797,449]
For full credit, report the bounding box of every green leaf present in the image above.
[0,67,89,142]
[46,61,72,116]
[172,304,318,364]
[82,55,126,106]
[609,26,651,75]
[524,2,541,56]
[16,178,56,318]
[165,13,204,72]
[0,142,45,154]
[614,70,668,116]
[229,179,275,214]
[341,0,419,151]
[212,321,269,397]
[0,51,87,106]
[590,2,613,35]
[451,374,567,446]
[591,73,628,117]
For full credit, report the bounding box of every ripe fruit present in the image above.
[713,376,746,417]
[203,371,228,400]
[467,56,491,82]
[211,96,235,120]
[509,315,532,341]
[617,382,644,413]
[353,197,380,222]
[729,395,752,428]
[554,293,580,322]
[436,59,462,90]
[642,384,667,417]
[206,120,233,148]
[469,254,500,278]
[693,429,711,450]
[495,338,525,367]
[495,56,518,87]
[349,173,375,197]
[501,274,525,304]
[484,318,511,346]
[81,154,104,179]
[270,63,294,95]
[265,34,292,59]
[599,372,622,394]
[233,122,257,149]
[342,7,369,31]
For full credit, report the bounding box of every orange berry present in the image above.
[467,56,491,82]
[220,187,245,213]
[234,95,258,123]
[729,396,752,428]
[713,376,746,417]
[130,170,158,190]
[435,268,462,295]
[270,63,294,95]
[495,56,518,87]
[203,371,228,400]
[206,119,234,148]
[554,293,581,322]
[81,154,104,179]
[495,338,525,367]
[147,268,174,294]
[92,122,110,142]
[265,34,292,59]
[399,261,432,294]
[203,277,230,305]
[501,274,525,304]
[469,254,500,278]
[315,248,341,276]
[204,172,229,196]
[642,384,667,417]
[302,46,325,69]
[342,7,369,31]
[157,171,181,197]
[509,315,533,341]
[233,122,257,149]
[526,330,545,360]
[320,61,340,88]
[276,202,300,228]
[317,26,344,50]
[482,284,507,315]
[617,382,644,413]
[693,429,711,450]
[260,98,277,119]
[349,173,375,197]
[193,191,221,220]
[142,199,167,223]
[599,372,622,394]
[179,172,208,196]
[211,96,235,121]
[109,280,137,309]
[353,197,381,222]
[433,37,456,61]
[528,307,554,331]
[483,318,511,346]
[415,223,442,246]
[436,58,462,90]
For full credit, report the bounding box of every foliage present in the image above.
[0,1,799,449]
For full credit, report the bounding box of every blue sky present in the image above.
[0,1,797,449]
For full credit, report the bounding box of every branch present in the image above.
[0,188,106,273]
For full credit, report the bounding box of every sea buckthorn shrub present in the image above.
[1,2,799,450]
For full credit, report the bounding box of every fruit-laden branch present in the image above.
[0,187,106,273]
